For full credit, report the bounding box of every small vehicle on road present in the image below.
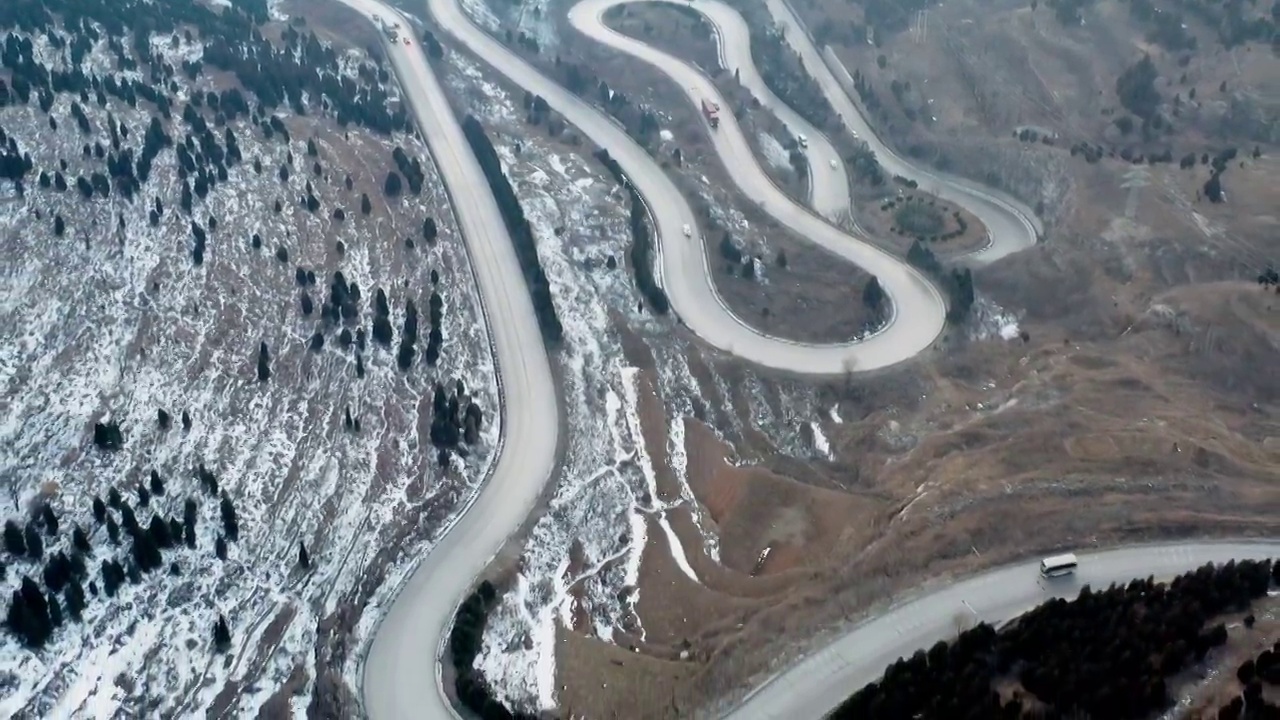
[403,38,411,45]
[1040,553,1078,578]
[797,134,808,149]
[682,223,692,237]
[829,159,838,169]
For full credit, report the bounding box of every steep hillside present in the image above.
[0,0,497,715]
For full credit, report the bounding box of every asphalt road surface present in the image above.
[331,3,561,720]
[732,541,1280,719]
[672,0,852,219]
[761,0,1042,264]
[322,2,1274,720]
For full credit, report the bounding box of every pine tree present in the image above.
[120,503,139,537]
[41,502,58,535]
[24,524,44,560]
[72,525,92,554]
[92,495,107,524]
[150,469,165,496]
[3,520,25,556]
[148,515,173,549]
[137,483,151,507]
[213,614,232,652]
[220,494,239,542]
[107,487,122,510]
[215,535,227,560]
[101,560,118,597]
[131,530,162,572]
[182,410,192,431]
[298,542,310,569]
[106,515,121,545]
[46,590,63,628]
[183,498,198,549]
[257,341,271,382]
[65,580,86,621]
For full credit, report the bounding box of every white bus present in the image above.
[1039,553,1078,578]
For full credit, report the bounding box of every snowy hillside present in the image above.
[0,1,496,716]
[441,49,839,713]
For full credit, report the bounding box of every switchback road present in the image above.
[323,1,1274,720]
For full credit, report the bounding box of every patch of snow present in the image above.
[969,295,1022,342]
[810,421,832,459]
[758,131,792,171]
[0,26,496,716]
[457,0,502,33]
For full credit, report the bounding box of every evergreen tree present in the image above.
[257,341,271,382]
[72,525,92,554]
[220,494,239,542]
[119,503,139,537]
[24,524,43,560]
[215,535,227,560]
[148,515,173,549]
[383,170,402,197]
[40,505,58,536]
[92,495,107,524]
[213,614,231,652]
[149,469,165,496]
[106,515,120,545]
[46,590,63,628]
[65,580,86,621]
[183,498,198,549]
[101,560,119,597]
[298,542,310,569]
[3,520,25,556]
[861,276,885,314]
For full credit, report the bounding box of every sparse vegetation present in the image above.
[833,560,1277,719]
[460,114,564,344]
[0,0,496,711]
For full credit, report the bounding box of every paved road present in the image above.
[327,2,1275,720]
[330,3,561,720]
[425,0,952,377]
[564,0,947,375]
[658,0,851,218]
[761,0,1041,264]
[732,541,1280,718]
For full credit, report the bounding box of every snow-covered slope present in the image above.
[0,14,495,717]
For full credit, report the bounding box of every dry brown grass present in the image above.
[604,3,813,202]
[789,0,1279,226]
[430,3,1278,716]
[552,263,1280,717]
[504,13,884,342]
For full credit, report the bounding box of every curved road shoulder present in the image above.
[729,540,1280,719]
[760,0,1039,265]
[331,3,562,720]
[328,4,1277,720]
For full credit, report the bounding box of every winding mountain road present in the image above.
[433,0,951,377]
[760,0,1042,264]
[652,0,853,218]
[338,4,561,720]
[325,1,1278,719]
